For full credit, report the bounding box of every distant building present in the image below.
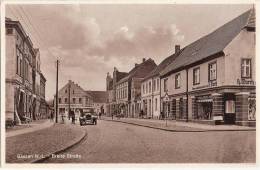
[5,18,48,124]
[105,67,128,116]
[160,9,255,126]
[54,80,107,120]
[86,91,108,115]
[115,58,157,117]
[54,80,94,120]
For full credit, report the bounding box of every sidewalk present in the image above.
[6,123,86,163]
[104,117,256,132]
[6,119,55,138]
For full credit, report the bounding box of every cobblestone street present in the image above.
[43,120,256,163]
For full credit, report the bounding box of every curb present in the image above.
[104,119,256,132]
[31,128,88,163]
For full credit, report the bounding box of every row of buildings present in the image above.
[106,9,256,126]
[54,80,108,120]
[5,18,50,125]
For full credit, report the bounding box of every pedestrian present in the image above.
[71,111,75,124]
[99,112,102,120]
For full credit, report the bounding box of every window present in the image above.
[164,78,168,92]
[153,80,156,91]
[79,98,82,104]
[65,98,68,103]
[241,59,251,78]
[143,84,145,94]
[155,98,158,111]
[20,58,22,77]
[59,98,61,104]
[73,98,76,104]
[149,82,151,93]
[209,62,217,81]
[175,73,181,89]
[16,49,19,74]
[72,90,75,94]
[146,83,148,94]
[157,79,160,91]
[193,67,200,85]
[65,89,67,93]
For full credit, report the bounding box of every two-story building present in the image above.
[5,18,48,125]
[55,80,94,120]
[141,46,180,119]
[160,9,255,126]
[115,58,157,117]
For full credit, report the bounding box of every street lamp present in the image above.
[163,91,170,127]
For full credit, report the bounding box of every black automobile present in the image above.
[79,111,98,126]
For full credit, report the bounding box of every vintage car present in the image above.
[79,111,97,126]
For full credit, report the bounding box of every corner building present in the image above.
[160,9,255,126]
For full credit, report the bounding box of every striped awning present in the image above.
[197,99,213,103]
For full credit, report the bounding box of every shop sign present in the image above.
[192,80,217,90]
[237,79,255,86]
[248,97,256,120]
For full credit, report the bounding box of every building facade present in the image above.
[5,18,48,124]
[160,9,255,126]
[115,58,157,117]
[105,68,128,116]
[55,80,108,120]
[141,46,180,119]
[86,91,108,115]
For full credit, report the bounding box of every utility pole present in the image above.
[55,59,59,123]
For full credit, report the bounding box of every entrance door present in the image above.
[224,93,236,124]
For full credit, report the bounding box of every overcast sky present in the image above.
[5,4,252,100]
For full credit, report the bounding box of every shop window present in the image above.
[248,97,256,120]
[175,73,181,89]
[241,59,251,78]
[164,78,168,92]
[193,67,200,85]
[208,62,217,81]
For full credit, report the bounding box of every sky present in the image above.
[5,3,252,100]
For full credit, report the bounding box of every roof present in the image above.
[142,50,182,81]
[86,91,108,103]
[117,58,157,84]
[160,9,254,77]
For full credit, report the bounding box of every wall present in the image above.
[188,56,225,92]
[223,29,255,85]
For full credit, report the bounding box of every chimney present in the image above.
[175,45,180,54]
[142,58,146,62]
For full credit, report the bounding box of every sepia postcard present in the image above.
[0,0,258,168]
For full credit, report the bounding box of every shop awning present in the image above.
[197,99,213,103]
